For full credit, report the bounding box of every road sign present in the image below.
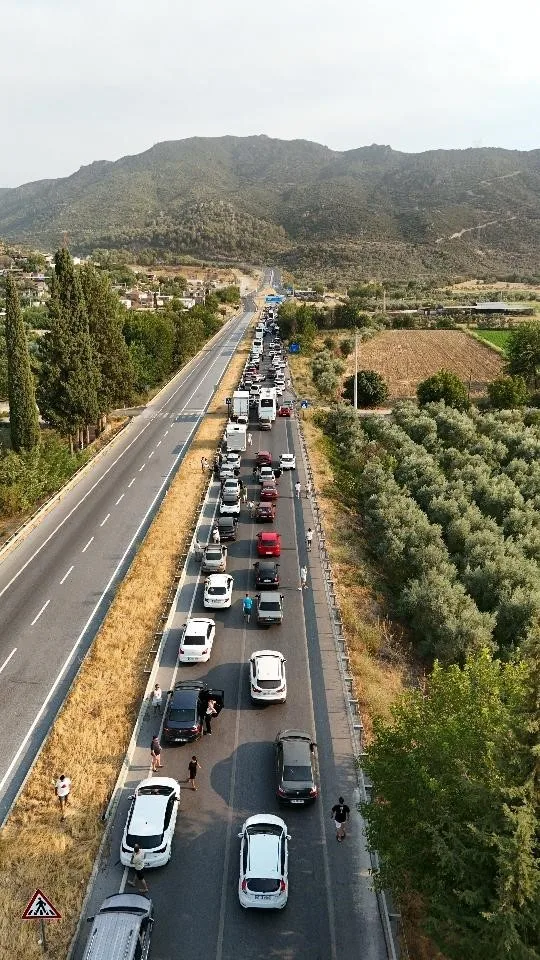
[22,889,61,921]
[265,295,284,303]
[289,343,300,354]
[300,400,309,409]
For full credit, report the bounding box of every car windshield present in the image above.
[207,586,226,595]
[284,765,312,781]
[183,635,205,645]
[246,879,280,893]
[260,601,281,612]
[137,786,172,797]
[168,707,196,722]
[257,678,281,689]
[126,831,163,849]
[205,550,221,560]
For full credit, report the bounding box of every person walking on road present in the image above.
[247,432,253,447]
[150,734,163,772]
[306,528,313,552]
[151,683,162,716]
[331,797,350,842]
[128,844,149,893]
[299,565,308,590]
[54,774,72,821]
[248,499,255,518]
[294,479,301,499]
[243,594,253,623]
[241,486,248,504]
[204,699,217,735]
[188,756,202,790]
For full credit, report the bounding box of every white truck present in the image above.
[258,387,277,428]
[226,422,247,452]
[232,390,249,424]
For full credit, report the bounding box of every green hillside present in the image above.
[1,136,540,279]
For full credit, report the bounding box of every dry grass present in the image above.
[0,313,257,959]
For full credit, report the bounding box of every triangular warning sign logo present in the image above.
[22,888,61,920]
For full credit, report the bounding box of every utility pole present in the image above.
[354,327,358,411]
[383,289,386,313]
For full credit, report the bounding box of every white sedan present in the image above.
[238,814,290,909]
[178,617,216,662]
[120,777,180,868]
[249,650,287,703]
[280,453,296,470]
[219,498,241,516]
[259,466,275,484]
[225,452,241,470]
[204,574,234,609]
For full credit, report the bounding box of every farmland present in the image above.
[353,330,503,399]
[472,329,511,352]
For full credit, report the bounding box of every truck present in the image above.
[258,387,277,427]
[232,390,249,424]
[226,422,247,452]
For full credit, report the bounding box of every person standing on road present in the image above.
[188,755,202,790]
[247,432,253,447]
[128,844,149,893]
[331,797,350,842]
[294,479,301,499]
[151,683,162,716]
[204,699,217,735]
[299,565,308,590]
[243,594,253,623]
[306,528,313,552]
[212,526,220,544]
[54,774,72,821]
[241,486,248,504]
[248,499,255,518]
[150,734,163,772]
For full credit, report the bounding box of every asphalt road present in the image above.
[75,333,388,960]
[0,291,261,822]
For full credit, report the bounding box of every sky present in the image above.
[1,0,540,187]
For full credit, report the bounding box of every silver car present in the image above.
[201,544,227,573]
[222,478,241,503]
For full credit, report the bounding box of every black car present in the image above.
[162,681,224,744]
[254,559,280,588]
[275,730,318,805]
[217,516,238,541]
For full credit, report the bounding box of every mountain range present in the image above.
[1,135,539,279]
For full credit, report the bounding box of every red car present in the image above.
[256,531,282,557]
[260,480,278,501]
[256,450,272,467]
[255,502,276,522]
[278,403,293,417]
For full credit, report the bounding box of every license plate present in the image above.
[254,895,271,901]
[291,799,304,804]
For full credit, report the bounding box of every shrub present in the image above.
[487,375,529,409]
[417,370,470,409]
[343,370,389,407]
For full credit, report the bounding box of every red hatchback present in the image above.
[260,480,278,501]
[256,531,282,557]
[256,450,272,467]
[278,403,293,417]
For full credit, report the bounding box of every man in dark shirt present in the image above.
[331,796,350,842]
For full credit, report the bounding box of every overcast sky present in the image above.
[2,0,539,187]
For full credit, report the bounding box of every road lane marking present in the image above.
[82,537,94,553]
[128,478,136,488]
[156,440,162,447]
[115,494,124,506]
[148,450,154,458]
[0,649,17,674]
[100,514,110,527]
[139,463,146,472]
[59,565,74,585]
[31,599,50,626]
[163,429,169,437]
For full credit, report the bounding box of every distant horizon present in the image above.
[2,134,540,191]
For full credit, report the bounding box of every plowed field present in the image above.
[355,330,503,399]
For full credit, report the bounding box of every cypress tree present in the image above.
[4,274,40,452]
[37,249,99,450]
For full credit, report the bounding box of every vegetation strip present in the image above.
[0,309,256,959]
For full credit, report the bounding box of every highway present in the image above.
[0,289,260,822]
[75,328,388,959]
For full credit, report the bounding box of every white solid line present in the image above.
[0,648,17,674]
[82,537,94,553]
[128,478,136,488]
[31,599,50,626]
[139,463,145,472]
[100,514,110,527]
[115,494,124,506]
[59,565,74,585]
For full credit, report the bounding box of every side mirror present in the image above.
[286,834,291,841]
[237,832,243,839]
[87,916,95,923]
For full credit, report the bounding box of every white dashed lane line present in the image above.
[128,478,136,488]
[0,649,17,674]
[115,494,124,506]
[31,599,50,626]
[156,440,162,448]
[139,463,146,473]
[163,430,169,437]
[59,565,74,585]
[148,451,154,458]
[100,514,110,527]
[82,537,94,554]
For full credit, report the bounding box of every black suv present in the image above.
[217,516,238,541]
[275,729,318,805]
[162,682,224,744]
[254,560,280,588]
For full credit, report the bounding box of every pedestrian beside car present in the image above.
[188,755,202,790]
[150,734,163,772]
[151,683,163,716]
[241,486,248,504]
[247,433,253,447]
[204,698,218,735]
[128,844,149,893]
[252,464,259,480]
[248,500,255,518]
[212,526,220,544]
[294,480,301,499]
[299,565,308,590]
[306,528,313,552]
[331,797,350,842]
[54,774,72,821]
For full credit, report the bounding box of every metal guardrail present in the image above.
[296,415,401,960]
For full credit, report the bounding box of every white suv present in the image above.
[249,650,287,703]
[238,815,290,909]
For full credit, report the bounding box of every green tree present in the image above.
[339,337,354,358]
[343,369,389,407]
[123,312,175,393]
[506,323,540,388]
[417,369,470,409]
[79,265,133,425]
[4,275,40,452]
[362,650,540,960]
[488,374,529,409]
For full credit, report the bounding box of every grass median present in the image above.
[0,310,258,959]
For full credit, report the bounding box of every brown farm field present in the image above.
[353,330,503,399]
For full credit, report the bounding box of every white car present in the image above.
[259,466,275,484]
[280,453,296,470]
[238,814,290,909]
[219,498,241,516]
[222,478,240,503]
[120,777,180,868]
[204,574,234,609]
[179,617,216,662]
[249,650,287,703]
[225,452,241,470]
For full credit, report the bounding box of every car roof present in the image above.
[130,793,169,836]
[204,545,224,554]
[259,591,281,602]
[259,531,279,540]
[184,618,215,636]
[282,738,312,764]
[253,651,284,679]
[281,452,294,458]
[205,574,230,586]
[218,516,235,526]
[246,833,281,878]
[257,559,278,569]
